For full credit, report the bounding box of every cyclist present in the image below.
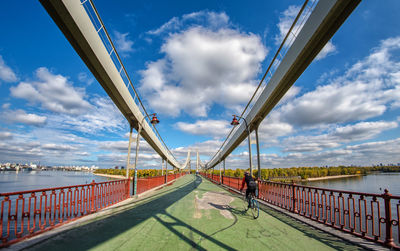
[240,171,257,209]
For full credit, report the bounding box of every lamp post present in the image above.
[133,113,159,195]
[231,115,253,176]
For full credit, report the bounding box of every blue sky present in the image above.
[0,0,400,169]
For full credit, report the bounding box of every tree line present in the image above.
[206,165,400,180]
[94,168,184,178]
[94,165,400,180]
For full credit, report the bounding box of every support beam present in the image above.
[165,160,168,183]
[223,159,225,184]
[248,131,253,176]
[196,151,199,173]
[126,126,133,179]
[219,162,222,184]
[255,126,261,180]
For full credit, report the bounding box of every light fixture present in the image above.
[150,113,159,125]
[231,115,240,126]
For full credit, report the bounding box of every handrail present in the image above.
[0,179,130,247]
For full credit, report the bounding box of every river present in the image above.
[0,170,114,194]
[302,172,400,195]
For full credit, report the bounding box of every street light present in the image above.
[133,113,159,195]
[230,115,253,176]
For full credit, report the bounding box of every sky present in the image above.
[0,0,400,169]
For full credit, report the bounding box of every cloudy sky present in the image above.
[0,0,399,169]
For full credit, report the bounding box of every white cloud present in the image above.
[2,109,47,126]
[282,121,397,153]
[141,21,267,117]
[147,11,229,35]
[315,42,337,60]
[42,143,78,151]
[114,31,134,56]
[275,5,336,60]
[0,55,17,83]
[10,67,91,115]
[258,113,293,143]
[78,72,94,86]
[279,36,400,127]
[225,137,400,169]
[98,138,154,154]
[56,97,126,134]
[332,121,397,140]
[172,139,222,158]
[0,132,12,140]
[176,119,230,138]
[0,142,44,162]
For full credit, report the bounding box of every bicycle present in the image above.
[243,191,259,219]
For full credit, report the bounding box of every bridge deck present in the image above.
[24,175,363,250]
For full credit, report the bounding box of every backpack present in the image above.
[248,180,257,189]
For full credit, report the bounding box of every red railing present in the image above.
[136,172,188,195]
[201,173,243,190]
[200,173,400,249]
[0,179,129,247]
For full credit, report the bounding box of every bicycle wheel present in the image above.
[243,194,249,211]
[251,198,259,219]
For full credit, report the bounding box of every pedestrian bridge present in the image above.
[10,175,372,250]
[2,0,398,249]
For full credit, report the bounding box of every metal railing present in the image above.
[0,179,129,247]
[199,173,400,249]
[136,172,188,195]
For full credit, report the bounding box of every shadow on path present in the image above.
[27,175,236,251]
[224,190,367,251]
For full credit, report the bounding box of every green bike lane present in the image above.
[25,174,364,251]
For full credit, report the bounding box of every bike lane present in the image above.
[22,174,364,251]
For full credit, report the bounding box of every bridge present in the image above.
[1,0,399,250]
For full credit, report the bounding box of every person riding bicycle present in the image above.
[240,171,257,209]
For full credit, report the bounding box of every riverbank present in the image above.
[93,173,132,180]
[305,174,362,182]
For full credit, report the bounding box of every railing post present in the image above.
[292,182,297,213]
[165,160,168,184]
[126,179,130,199]
[383,189,394,248]
[90,180,95,213]
[222,159,225,185]
[133,169,138,196]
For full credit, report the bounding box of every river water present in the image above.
[0,170,113,194]
[302,172,400,195]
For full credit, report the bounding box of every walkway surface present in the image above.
[23,175,364,251]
